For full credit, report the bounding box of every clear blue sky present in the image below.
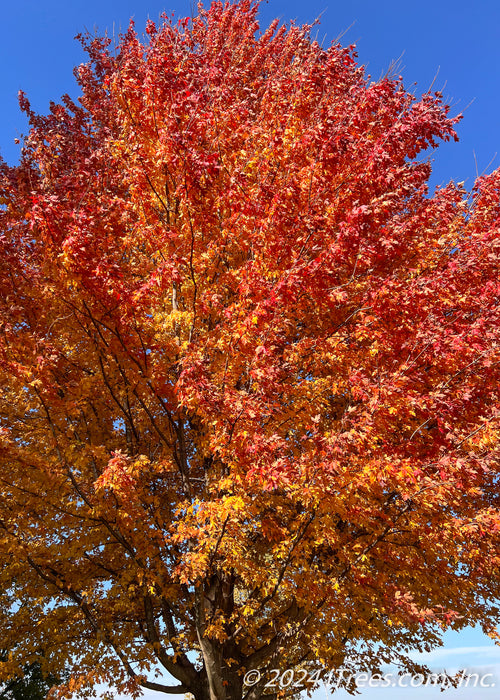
[1,1,499,698]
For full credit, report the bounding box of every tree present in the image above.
[0,652,67,700]
[0,1,499,698]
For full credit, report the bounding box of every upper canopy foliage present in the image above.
[0,1,499,699]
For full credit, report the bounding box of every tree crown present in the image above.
[0,2,499,699]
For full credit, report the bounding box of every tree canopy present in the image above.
[0,1,499,699]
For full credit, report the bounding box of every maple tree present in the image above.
[0,1,499,698]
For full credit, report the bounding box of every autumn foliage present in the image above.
[0,1,499,698]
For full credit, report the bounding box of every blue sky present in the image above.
[1,1,499,698]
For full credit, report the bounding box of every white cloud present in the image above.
[411,644,500,663]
